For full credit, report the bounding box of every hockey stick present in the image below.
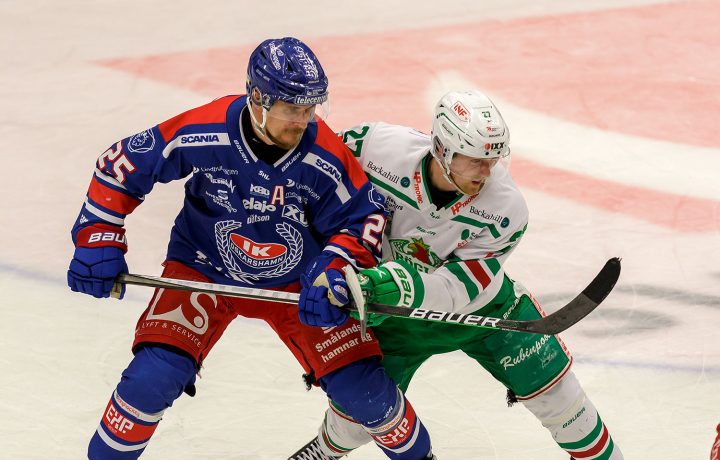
[112,257,620,335]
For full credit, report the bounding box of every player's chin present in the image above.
[460,181,483,195]
[278,131,304,149]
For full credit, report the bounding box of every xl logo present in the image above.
[485,142,505,151]
[230,234,287,259]
[146,290,216,334]
[282,204,308,226]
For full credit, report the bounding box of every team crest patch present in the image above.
[389,237,443,273]
[215,220,303,284]
[127,129,155,153]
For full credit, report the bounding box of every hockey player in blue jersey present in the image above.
[67,37,436,459]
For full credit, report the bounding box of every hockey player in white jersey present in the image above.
[291,90,623,459]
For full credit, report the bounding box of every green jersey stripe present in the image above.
[446,263,480,300]
[451,215,501,238]
[509,223,528,242]
[484,258,501,275]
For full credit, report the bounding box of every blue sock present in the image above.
[88,346,196,459]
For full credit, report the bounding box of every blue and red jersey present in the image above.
[71,95,387,288]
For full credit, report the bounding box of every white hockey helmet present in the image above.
[431,90,510,177]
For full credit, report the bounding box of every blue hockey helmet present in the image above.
[246,37,329,109]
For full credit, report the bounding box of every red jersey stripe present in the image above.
[158,95,237,142]
[88,177,142,215]
[465,260,491,289]
[313,120,369,190]
[328,234,376,268]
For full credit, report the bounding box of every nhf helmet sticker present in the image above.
[452,102,470,122]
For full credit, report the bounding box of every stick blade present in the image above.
[526,257,621,335]
[581,257,621,304]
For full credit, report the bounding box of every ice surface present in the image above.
[1,0,717,458]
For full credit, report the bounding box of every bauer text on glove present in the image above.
[356,259,424,308]
[67,223,129,299]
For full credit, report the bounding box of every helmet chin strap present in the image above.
[431,153,467,195]
[246,97,301,150]
[247,99,270,135]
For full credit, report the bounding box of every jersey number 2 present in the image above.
[362,214,386,251]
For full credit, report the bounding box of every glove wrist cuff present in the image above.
[76,223,128,253]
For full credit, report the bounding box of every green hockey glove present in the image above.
[349,310,388,327]
[356,260,425,309]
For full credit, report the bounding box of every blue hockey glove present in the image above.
[67,223,129,299]
[298,252,350,327]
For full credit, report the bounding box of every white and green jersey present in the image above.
[341,122,529,315]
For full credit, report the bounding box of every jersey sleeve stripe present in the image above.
[157,95,236,142]
[83,199,125,226]
[94,168,127,190]
[465,260,492,288]
[451,215,501,238]
[323,244,358,268]
[302,153,351,203]
[446,263,480,300]
[88,177,142,215]
[509,224,527,243]
[484,258,501,275]
[161,132,231,159]
[327,234,377,268]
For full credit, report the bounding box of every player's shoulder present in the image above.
[484,165,529,229]
[341,122,428,156]
[341,122,430,172]
[157,95,240,142]
[313,117,353,157]
[455,164,528,236]
[304,118,369,190]
[309,117,362,174]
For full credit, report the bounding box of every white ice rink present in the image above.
[1,0,718,458]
